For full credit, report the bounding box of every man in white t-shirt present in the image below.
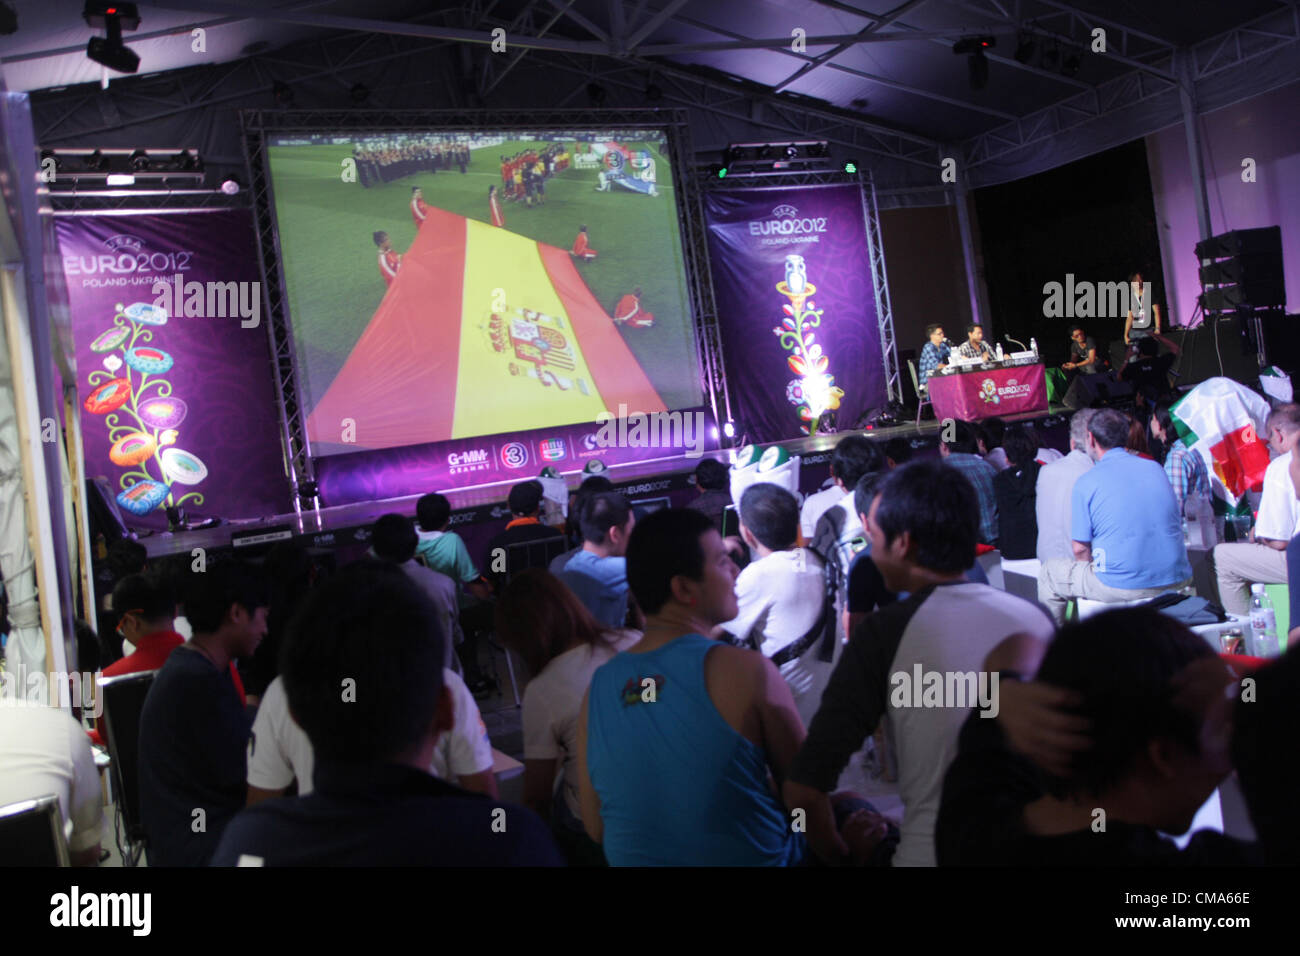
[1212,404,1300,614]
[800,435,885,542]
[246,668,497,801]
[722,482,832,728]
[0,701,103,865]
[785,460,1055,867]
[1035,409,1095,563]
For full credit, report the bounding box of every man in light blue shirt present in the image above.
[559,492,635,628]
[1038,408,1192,623]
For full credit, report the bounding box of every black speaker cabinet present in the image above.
[1062,371,1135,410]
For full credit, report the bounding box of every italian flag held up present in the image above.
[1169,377,1271,507]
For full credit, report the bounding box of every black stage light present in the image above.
[1014,35,1037,64]
[85,149,108,171]
[785,144,799,159]
[128,149,149,171]
[84,2,141,74]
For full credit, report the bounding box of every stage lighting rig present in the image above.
[716,142,834,177]
[84,2,141,75]
[41,148,208,190]
[953,36,994,91]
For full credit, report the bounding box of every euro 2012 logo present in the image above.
[979,379,1000,405]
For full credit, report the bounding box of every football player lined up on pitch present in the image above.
[411,186,430,229]
[374,231,401,287]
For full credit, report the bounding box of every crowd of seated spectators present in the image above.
[13,403,1300,869]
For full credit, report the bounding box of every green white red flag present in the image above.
[1169,377,1271,506]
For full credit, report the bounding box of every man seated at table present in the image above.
[918,324,951,387]
[1062,325,1097,376]
[954,324,994,363]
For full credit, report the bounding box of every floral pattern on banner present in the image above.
[83,301,206,516]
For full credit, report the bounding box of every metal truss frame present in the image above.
[699,166,903,410]
[960,2,1300,172]
[239,106,729,497]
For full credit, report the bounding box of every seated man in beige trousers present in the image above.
[1039,409,1192,623]
[1212,404,1300,614]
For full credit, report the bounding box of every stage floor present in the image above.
[137,403,1073,559]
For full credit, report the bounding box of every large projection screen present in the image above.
[263,126,704,456]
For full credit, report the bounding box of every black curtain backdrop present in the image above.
[974,139,1165,371]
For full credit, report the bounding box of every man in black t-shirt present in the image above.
[138,563,268,866]
[1062,325,1097,376]
[936,607,1259,866]
[1119,336,1178,409]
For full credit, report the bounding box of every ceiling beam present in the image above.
[142,0,606,53]
[772,0,934,92]
[626,0,693,50]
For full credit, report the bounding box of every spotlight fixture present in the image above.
[273,81,295,106]
[711,164,728,179]
[174,149,201,172]
[785,144,799,159]
[0,2,17,36]
[843,160,859,174]
[1014,34,1037,64]
[84,149,108,171]
[127,149,149,172]
[84,1,141,74]
[220,177,241,195]
[806,143,828,158]
[953,36,995,91]
[723,421,735,439]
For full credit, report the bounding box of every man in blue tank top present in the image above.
[576,508,811,866]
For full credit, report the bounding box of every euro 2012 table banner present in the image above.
[927,363,1049,422]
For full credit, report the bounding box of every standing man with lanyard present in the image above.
[1124,271,1162,357]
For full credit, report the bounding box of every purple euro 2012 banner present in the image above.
[58,211,290,530]
[705,184,886,441]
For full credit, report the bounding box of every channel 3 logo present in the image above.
[500,442,530,469]
[539,438,567,462]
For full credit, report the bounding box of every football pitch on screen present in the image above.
[267,139,700,418]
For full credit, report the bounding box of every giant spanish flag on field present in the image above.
[305,206,666,451]
[1169,377,1272,507]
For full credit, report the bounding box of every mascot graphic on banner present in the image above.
[772,254,845,435]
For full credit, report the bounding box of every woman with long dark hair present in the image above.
[496,568,639,864]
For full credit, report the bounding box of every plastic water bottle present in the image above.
[995,343,1004,361]
[1030,337,1038,359]
[1248,583,1280,658]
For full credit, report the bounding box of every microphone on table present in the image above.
[1004,336,1028,351]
